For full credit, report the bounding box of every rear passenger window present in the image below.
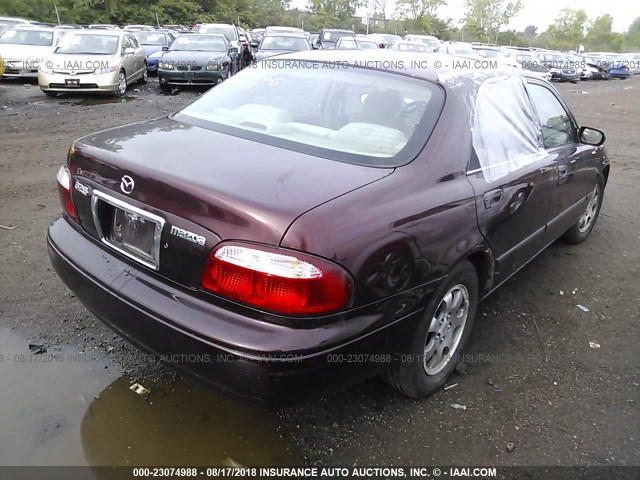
[527,84,576,148]
[471,75,545,182]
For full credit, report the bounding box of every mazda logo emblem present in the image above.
[120,175,135,194]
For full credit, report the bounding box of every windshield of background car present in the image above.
[453,46,476,56]
[135,32,166,45]
[0,28,53,46]
[170,35,226,52]
[358,40,378,49]
[260,36,309,51]
[199,26,237,42]
[176,64,445,167]
[475,49,500,58]
[395,42,428,52]
[323,31,353,42]
[54,34,118,54]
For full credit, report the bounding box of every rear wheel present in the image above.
[386,260,478,398]
[138,64,148,84]
[561,176,605,244]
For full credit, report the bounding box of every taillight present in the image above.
[56,165,78,222]
[201,242,353,316]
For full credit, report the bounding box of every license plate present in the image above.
[109,208,157,259]
[65,79,80,87]
[91,190,165,270]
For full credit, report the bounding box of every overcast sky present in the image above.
[291,0,638,33]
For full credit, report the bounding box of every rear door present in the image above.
[526,80,600,241]
[121,35,136,77]
[465,75,557,287]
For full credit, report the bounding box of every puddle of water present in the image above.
[0,328,298,466]
[74,96,138,106]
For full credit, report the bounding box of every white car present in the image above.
[0,25,69,78]
[623,53,640,74]
[38,29,147,96]
[388,41,431,52]
[403,34,441,51]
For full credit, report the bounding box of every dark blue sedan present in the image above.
[134,31,175,72]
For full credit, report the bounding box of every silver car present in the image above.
[0,25,68,78]
[38,30,147,97]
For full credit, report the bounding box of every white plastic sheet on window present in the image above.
[471,75,546,182]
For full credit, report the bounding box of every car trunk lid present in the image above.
[68,116,393,286]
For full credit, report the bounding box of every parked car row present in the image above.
[1,17,637,98]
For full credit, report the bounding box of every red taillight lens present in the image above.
[56,165,78,222]
[201,243,353,316]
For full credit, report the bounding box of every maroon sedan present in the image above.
[48,51,609,403]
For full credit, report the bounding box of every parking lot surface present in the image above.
[0,76,638,466]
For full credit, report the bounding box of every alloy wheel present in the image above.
[578,185,600,233]
[423,284,469,375]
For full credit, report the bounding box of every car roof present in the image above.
[71,29,122,36]
[4,25,58,32]
[266,50,521,84]
[264,31,306,37]
[200,23,235,28]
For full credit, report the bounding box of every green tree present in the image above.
[623,17,640,51]
[542,8,588,50]
[395,0,446,21]
[463,0,523,43]
[152,0,203,25]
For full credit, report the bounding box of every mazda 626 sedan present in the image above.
[48,51,609,403]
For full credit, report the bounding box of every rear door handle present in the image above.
[483,189,504,209]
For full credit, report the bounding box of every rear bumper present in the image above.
[48,216,419,403]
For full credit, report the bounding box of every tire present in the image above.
[138,64,148,84]
[386,260,479,398]
[43,91,58,97]
[159,82,171,94]
[114,70,127,97]
[561,176,605,244]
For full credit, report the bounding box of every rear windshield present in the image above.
[260,36,309,51]
[0,28,53,46]
[135,32,167,45]
[176,63,444,167]
[199,26,237,42]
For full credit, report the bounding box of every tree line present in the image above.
[1,0,639,52]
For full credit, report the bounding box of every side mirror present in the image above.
[250,40,259,48]
[162,46,169,51]
[123,47,135,55]
[579,126,605,146]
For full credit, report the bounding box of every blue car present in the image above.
[133,31,175,73]
[592,53,631,80]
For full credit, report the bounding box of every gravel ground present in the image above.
[0,75,638,467]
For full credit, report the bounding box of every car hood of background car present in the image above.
[0,44,52,61]
[73,116,394,244]
[142,45,164,57]
[255,49,299,61]
[161,50,228,65]
[44,53,119,70]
